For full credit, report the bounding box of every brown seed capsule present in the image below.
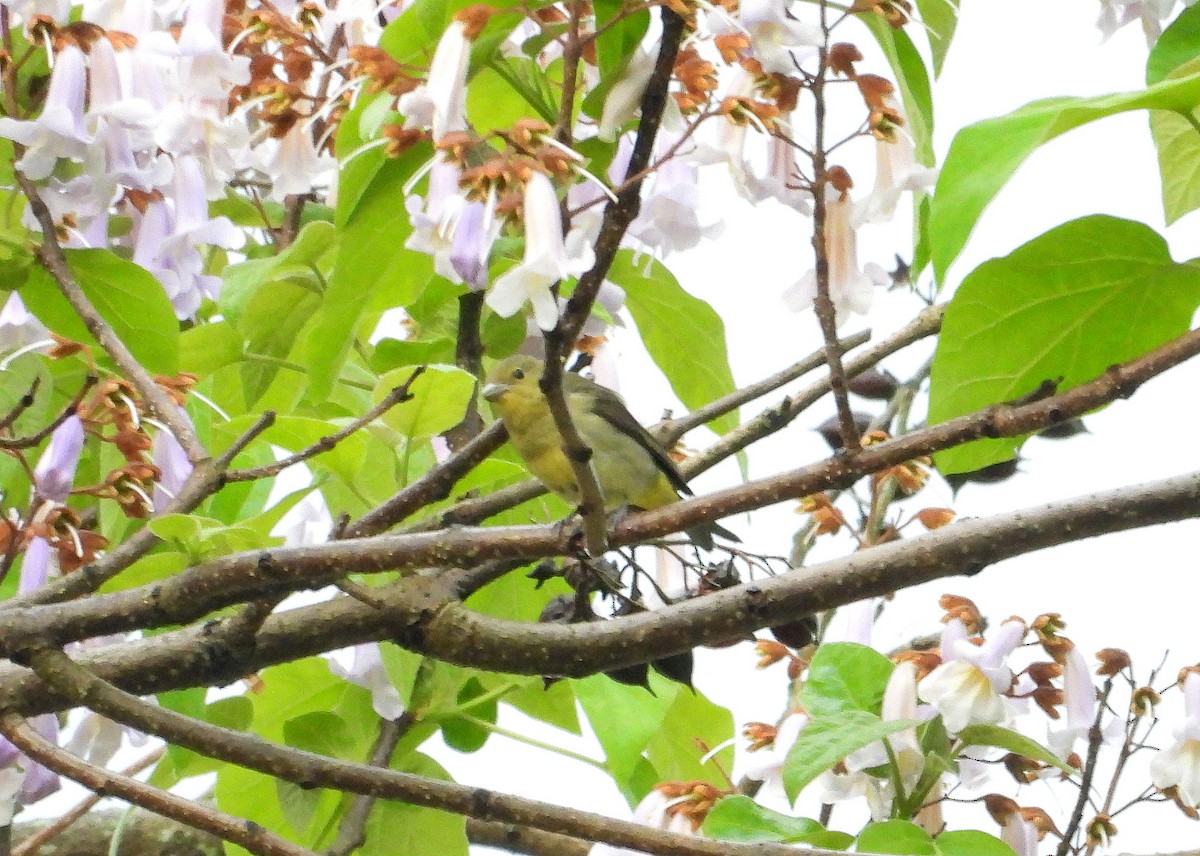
[816,412,873,450]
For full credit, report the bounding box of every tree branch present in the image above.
[0,711,316,856]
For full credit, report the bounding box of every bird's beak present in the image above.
[481,382,507,402]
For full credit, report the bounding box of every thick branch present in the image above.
[2,467,1198,713]
[20,648,838,856]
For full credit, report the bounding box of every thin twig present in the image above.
[807,0,860,454]
[1058,678,1114,856]
[0,375,97,450]
[0,376,41,432]
[0,711,316,856]
[222,367,424,482]
[325,713,416,856]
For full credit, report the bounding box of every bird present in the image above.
[481,354,737,549]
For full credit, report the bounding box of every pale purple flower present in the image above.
[1096,0,1177,42]
[745,134,812,214]
[783,187,887,321]
[863,97,937,224]
[153,417,194,511]
[0,293,50,357]
[0,714,61,810]
[0,44,91,180]
[999,813,1039,856]
[398,19,471,140]
[177,0,251,98]
[18,537,54,596]
[449,193,501,289]
[64,713,128,767]
[260,124,337,203]
[1150,671,1200,806]
[487,172,595,330]
[134,156,244,317]
[20,175,117,249]
[1048,646,1115,760]
[33,415,85,503]
[919,618,1026,733]
[739,0,821,74]
[84,37,168,192]
[330,644,405,720]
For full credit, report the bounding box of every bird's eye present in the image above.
[512,368,525,380]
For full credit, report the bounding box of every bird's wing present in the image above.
[571,380,694,497]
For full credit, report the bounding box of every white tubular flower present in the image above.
[0,44,90,180]
[1049,646,1115,760]
[739,0,821,74]
[260,123,337,202]
[919,618,1027,734]
[783,187,887,321]
[487,172,594,330]
[1000,814,1040,856]
[399,19,471,141]
[863,97,937,223]
[847,662,924,787]
[590,786,703,856]
[330,644,405,721]
[1150,671,1200,806]
[1096,0,1176,43]
[405,157,469,281]
[177,0,251,98]
[745,133,811,213]
[599,47,656,141]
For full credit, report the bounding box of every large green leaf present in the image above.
[644,672,734,788]
[799,642,895,717]
[609,250,738,434]
[1148,2,1200,85]
[376,363,475,438]
[930,68,1200,284]
[928,216,1200,474]
[702,796,854,848]
[856,820,936,856]
[360,754,468,856]
[298,152,433,403]
[22,248,179,374]
[781,711,918,802]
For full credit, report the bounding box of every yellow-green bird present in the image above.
[481,354,736,548]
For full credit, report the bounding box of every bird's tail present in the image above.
[686,519,740,551]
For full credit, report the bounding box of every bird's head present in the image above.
[482,354,545,404]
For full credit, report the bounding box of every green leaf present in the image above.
[1148,2,1200,85]
[782,711,918,802]
[799,642,895,717]
[1149,54,1200,224]
[702,796,853,848]
[358,754,467,856]
[441,678,498,753]
[180,320,244,378]
[861,15,933,164]
[644,672,733,788]
[376,364,475,439]
[928,215,1200,474]
[856,820,936,855]
[935,830,1017,856]
[610,250,738,434]
[956,723,1075,774]
[931,68,1200,283]
[916,0,958,77]
[22,248,179,374]
[298,152,433,402]
[574,672,676,792]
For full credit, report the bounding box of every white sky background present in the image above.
[432,1,1200,851]
[22,1,1200,852]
